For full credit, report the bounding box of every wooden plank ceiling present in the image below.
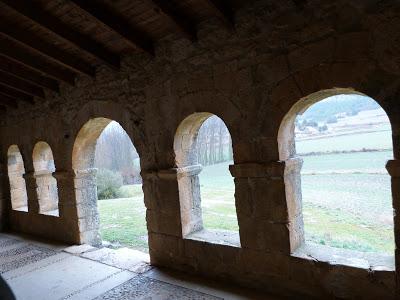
[0,0,239,111]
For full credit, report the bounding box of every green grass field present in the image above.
[98,129,395,255]
[98,192,148,252]
[98,162,238,252]
[298,132,394,255]
[297,126,392,154]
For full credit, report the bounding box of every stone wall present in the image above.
[0,0,400,298]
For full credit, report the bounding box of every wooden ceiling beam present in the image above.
[0,56,59,93]
[69,0,154,55]
[0,71,45,99]
[0,85,34,104]
[0,94,18,109]
[0,0,120,69]
[0,24,95,78]
[151,0,197,41]
[0,41,76,86]
[205,0,234,26]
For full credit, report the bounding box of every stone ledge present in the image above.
[292,242,395,271]
[185,229,241,248]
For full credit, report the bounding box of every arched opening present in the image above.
[7,145,28,212]
[174,113,239,246]
[278,90,395,259]
[32,142,59,216]
[72,118,147,252]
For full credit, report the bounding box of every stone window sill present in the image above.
[12,206,28,213]
[40,209,60,217]
[186,229,241,248]
[293,242,395,271]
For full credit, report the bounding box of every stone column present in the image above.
[283,157,304,252]
[177,164,203,237]
[33,171,59,213]
[0,169,11,230]
[385,159,400,292]
[53,170,80,243]
[23,171,39,214]
[142,167,186,238]
[229,158,303,254]
[73,168,101,246]
[8,171,28,210]
[142,167,185,266]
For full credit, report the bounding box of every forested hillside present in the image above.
[299,95,380,122]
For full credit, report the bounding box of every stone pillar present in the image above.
[73,168,101,246]
[229,159,303,254]
[23,172,39,214]
[385,159,400,293]
[8,171,28,210]
[0,169,11,230]
[177,164,203,237]
[142,168,185,237]
[53,170,80,242]
[283,157,304,252]
[33,171,59,213]
[142,167,185,265]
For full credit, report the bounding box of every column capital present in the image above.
[74,168,98,179]
[53,170,74,180]
[22,171,36,180]
[33,170,53,178]
[142,164,202,181]
[386,159,400,177]
[284,157,303,173]
[176,164,202,177]
[229,161,284,178]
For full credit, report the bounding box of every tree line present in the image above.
[94,121,141,184]
[94,117,233,185]
[195,116,233,166]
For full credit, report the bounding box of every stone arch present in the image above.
[7,145,28,212]
[72,117,112,245]
[174,112,214,168]
[277,88,394,253]
[174,112,239,245]
[72,117,143,245]
[32,141,59,216]
[278,88,367,161]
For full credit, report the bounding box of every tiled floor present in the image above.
[0,233,276,300]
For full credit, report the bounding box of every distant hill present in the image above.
[298,95,381,122]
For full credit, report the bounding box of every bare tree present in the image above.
[94,121,141,184]
[196,116,233,166]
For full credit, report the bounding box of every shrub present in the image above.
[306,119,318,128]
[118,184,143,198]
[96,169,123,200]
[318,124,328,132]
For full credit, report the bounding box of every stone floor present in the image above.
[0,233,277,300]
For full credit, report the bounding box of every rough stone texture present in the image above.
[0,0,399,299]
